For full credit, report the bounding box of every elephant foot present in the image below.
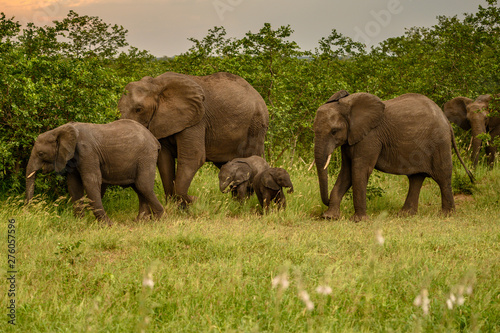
[441,207,455,216]
[135,211,152,221]
[322,208,340,220]
[398,208,417,217]
[177,194,197,209]
[94,211,113,226]
[99,216,113,227]
[351,213,368,223]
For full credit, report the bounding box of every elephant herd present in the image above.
[25,71,496,224]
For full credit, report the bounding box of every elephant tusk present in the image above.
[307,160,315,171]
[323,154,332,170]
[27,171,37,178]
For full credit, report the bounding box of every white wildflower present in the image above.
[272,273,289,290]
[375,229,385,245]
[414,289,430,315]
[142,272,154,289]
[316,285,333,295]
[298,290,314,311]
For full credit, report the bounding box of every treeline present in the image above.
[1,1,499,195]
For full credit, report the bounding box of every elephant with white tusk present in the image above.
[25,119,164,225]
[314,91,474,222]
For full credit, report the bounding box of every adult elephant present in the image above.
[443,94,500,166]
[118,72,269,205]
[314,91,474,221]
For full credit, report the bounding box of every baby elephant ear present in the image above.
[55,124,78,172]
[262,170,281,191]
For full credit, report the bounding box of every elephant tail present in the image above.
[450,126,475,184]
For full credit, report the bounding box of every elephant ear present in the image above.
[341,93,385,145]
[55,124,78,172]
[443,97,473,131]
[234,163,252,185]
[326,90,350,104]
[149,72,205,138]
[263,170,281,191]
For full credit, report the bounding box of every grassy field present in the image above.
[1,160,499,332]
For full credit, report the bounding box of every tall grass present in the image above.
[1,162,499,332]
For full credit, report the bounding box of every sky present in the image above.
[1,0,486,57]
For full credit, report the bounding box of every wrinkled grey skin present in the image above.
[444,94,500,166]
[314,92,474,221]
[26,120,164,225]
[253,167,294,211]
[118,72,269,207]
[218,156,270,201]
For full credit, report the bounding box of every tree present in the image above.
[55,10,128,58]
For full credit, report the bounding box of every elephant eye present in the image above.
[135,107,142,113]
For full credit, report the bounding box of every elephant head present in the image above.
[118,72,205,139]
[262,168,294,193]
[443,94,499,165]
[313,92,385,206]
[26,124,78,202]
[218,161,252,193]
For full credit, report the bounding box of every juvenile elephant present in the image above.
[253,168,294,211]
[218,156,270,201]
[443,94,500,166]
[25,120,164,225]
[118,72,269,206]
[314,91,474,221]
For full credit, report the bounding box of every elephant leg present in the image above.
[275,190,286,210]
[134,166,164,220]
[236,183,248,202]
[157,144,176,201]
[130,185,152,221]
[431,173,455,215]
[323,159,352,219]
[400,174,426,216]
[67,171,85,218]
[351,170,370,222]
[80,171,112,225]
[101,184,108,198]
[174,130,206,207]
[485,145,497,167]
[262,190,273,212]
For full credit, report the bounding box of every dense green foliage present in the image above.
[1,1,499,195]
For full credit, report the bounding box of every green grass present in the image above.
[1,162,499,332]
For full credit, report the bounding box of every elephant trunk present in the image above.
[315,141,333,207]
[25,154,42,203]
[471,121,487,166]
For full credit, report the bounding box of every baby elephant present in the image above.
[25,119,164,225]
[253,168,294,211]
[218,156,270,201]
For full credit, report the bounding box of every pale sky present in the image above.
[1,0,486,56]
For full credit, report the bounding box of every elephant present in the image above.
[25,119,164,225]
[218,156,270,201]
[443,94,500,166]
[118,71,269,206]
[314,91,474,221]
[253,168,294,211]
